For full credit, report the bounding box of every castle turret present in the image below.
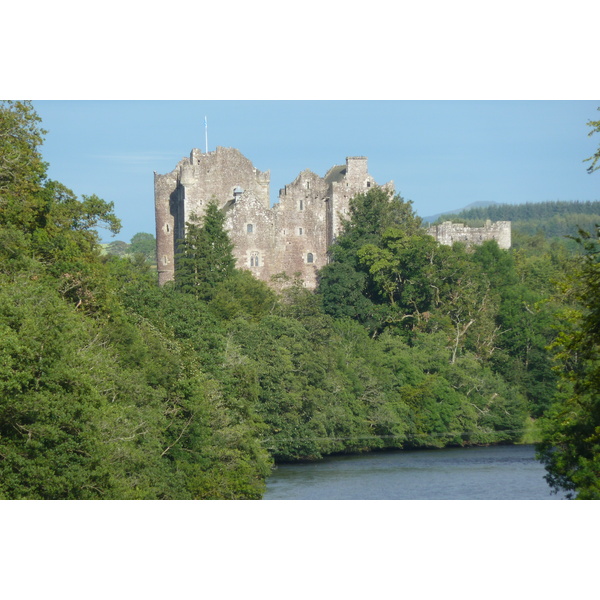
[154,169,178,285]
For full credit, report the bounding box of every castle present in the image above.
[427,220,511,250]
[154,147,511,288]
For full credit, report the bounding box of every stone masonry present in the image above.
[155,147,511,289]
[427,220,511,249]
[154,147,393,288]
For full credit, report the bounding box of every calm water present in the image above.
[263,444,568,500]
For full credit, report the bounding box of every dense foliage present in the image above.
[175,200,236,300]
[0,102,270,498]
[536,228,600,499]
[104,232,157,266]
[1,101,597,499]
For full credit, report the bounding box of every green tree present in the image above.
[537,226,600,498]
[0,100,48,232]
[357,228,441,324]
[209,269,277,322]
[584,106,600,174]
[128,232,156,263]
[105,240,130,256]
[318,187,422,332]
[0,102,273,499]
[176,200,236,299]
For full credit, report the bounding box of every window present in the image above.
[366,181,371,188]
[250,252,259,267]
[247,224,254,234]
[299,199,303,211]
[298,227,303,235]
[307,253,314,264]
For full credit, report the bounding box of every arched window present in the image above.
[250,252,259,267]
[307,253,314,264]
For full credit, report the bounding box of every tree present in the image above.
[175,200,236,299]
[209,269,277,322]
[0,100,48,232]
[534,111,600,498]
[537,226,600,498]
[317,187,423,333]
[128,232,156,263]
[0,102,275,499]
[106,240,130,257]
[584,106,600,174]
[357,228,440,320]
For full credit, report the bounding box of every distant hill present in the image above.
[426,200,600,243]
[421,201,500,224]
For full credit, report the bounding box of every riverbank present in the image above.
[518,417,543,445]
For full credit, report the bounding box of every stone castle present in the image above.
[427,220,511,250]
[154,147,511,288]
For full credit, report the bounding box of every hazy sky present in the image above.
[33,100,600,244]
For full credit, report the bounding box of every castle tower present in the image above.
[154,147,270,285]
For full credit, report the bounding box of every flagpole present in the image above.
[204,116,208,154]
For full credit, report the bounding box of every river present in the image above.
[263,443,568,499]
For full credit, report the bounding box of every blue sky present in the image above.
[34,100,600,244]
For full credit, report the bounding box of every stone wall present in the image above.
[155,148,392,288]
[427,220,512,249]
[154,147,270,285]
[155,147,510,290]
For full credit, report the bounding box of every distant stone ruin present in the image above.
[427,220,511,249]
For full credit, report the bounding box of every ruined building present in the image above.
[154,147,393,288]
[427,220,511,249]
[154,147,511,288]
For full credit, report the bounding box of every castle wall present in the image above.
[427,220,512,249]
[328,157,372,242]
[271,169,330,286]
[182,147,270,221]
[225,191,277,282]
[154,169,179,285]
[155,147,509,292]
[155,148,392,289]
[154,147,270,286]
